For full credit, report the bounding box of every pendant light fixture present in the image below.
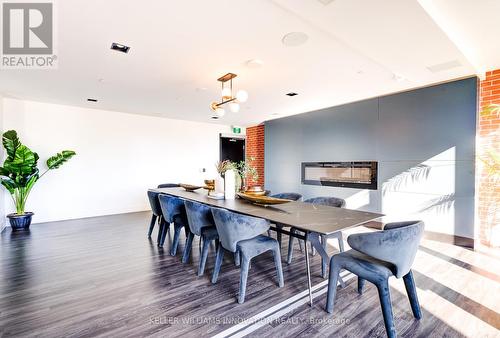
[210,73,248,119]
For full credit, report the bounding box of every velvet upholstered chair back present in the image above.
[158,194,186,224]
[184,200,215,236]
[147,191,163,217]
[271,192,302,201]
[304,196,346,208]
[157,183,180,189]
[347,221,425,278]
[211,207,270,252]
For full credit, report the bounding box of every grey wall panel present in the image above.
[265,77,477,238]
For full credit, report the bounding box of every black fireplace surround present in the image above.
[301,161,378,190]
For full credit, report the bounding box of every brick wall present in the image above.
[478,69,500,247]
[245,125,265,187]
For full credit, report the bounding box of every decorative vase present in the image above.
[7,212,34,231]
[224,169,236,199]
[215,175,225,194]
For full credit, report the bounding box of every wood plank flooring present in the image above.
[1,212,499,337]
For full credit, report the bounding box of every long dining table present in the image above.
[152,187,383,305]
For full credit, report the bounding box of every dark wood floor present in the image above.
[1,212,499,337]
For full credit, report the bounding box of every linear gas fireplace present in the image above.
[301,161,378,190]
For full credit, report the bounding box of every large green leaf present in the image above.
[25,171,39,192]
[0,177,17,194]
[2,130,21,161]
[3,145,38,176]
[46,150,76,169]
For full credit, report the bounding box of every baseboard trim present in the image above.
[424,230,475,249]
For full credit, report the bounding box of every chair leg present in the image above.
[160,219,170,247]
[238,255,251,304]
[182,232,194,263]
[321,234,328,278]
[234,250,240,267]
[325,257,342,313]
[148,215,157,238]
[198,237,212,276]
[170,225,183,256]
[272,245,284,287]
[358,277,366,294]
[276,224,282,250]
[376,279,397,338]
[159,220,170,247]
[337,232,345,252]
[157,219,165,246]
[287,228,296,264]
[211,245,225,284]
[403,270,422,320]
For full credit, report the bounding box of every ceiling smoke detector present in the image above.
[245,59,264,68]
[282,32,308,47]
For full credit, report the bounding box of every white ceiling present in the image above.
[0,0,498,127]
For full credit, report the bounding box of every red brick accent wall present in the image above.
[245,125,265,187]
[478,70,500,246]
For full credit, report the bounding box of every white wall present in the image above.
[2,98,230,224]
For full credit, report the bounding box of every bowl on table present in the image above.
[244,185,266,197]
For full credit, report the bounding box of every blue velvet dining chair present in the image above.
[270,192,302,201]
[268,192,303,247]
[287,196,346,278]
[183,200,219,276]
[157,194,189,255]
[325,221,425,338]
[147,191,164,242]
[157,183,180,189]
[211,207,284,304]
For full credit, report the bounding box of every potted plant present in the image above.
[236,157,259,192]
[0,130,76,230]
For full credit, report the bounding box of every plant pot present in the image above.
[7,212,34,231]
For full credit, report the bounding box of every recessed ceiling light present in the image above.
[286,92,298,96]
[87,98,98,102]
[110,42,130,53]
[282,32,308,47]
[245,59,264,68]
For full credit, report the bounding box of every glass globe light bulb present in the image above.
[236,90,248,102]
[229,102,240,113]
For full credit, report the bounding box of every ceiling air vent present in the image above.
[427,60,462,73]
